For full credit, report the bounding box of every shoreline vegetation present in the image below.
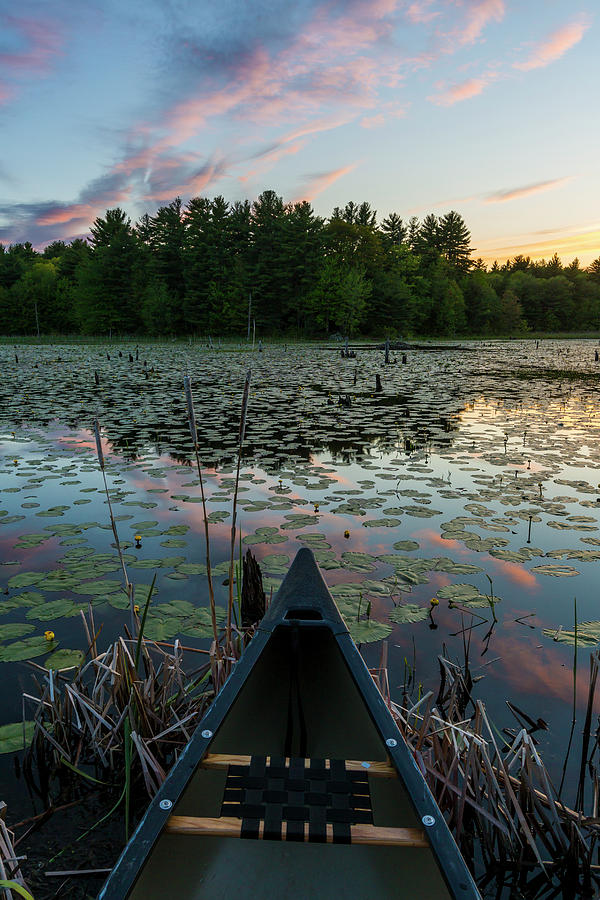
[4,610,600,900]
[1,192,600,340]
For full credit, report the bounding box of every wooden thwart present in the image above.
[166,815,428,847]
[201,753,397,778]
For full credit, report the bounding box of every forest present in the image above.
[1,190,600,338]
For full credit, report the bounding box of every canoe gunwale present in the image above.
[98,548,481,900]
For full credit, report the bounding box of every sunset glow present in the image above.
[0,0,597,266]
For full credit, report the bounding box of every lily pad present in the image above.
[44,648,85,669]
[0,635,58,662]
[543,622,600,647]
[7,572,44,590]
[389,604,430,624]
[435,584,499,608]
[346,619,392,643]
[175,563,207,576]
[530,565,580,577]
[243,527,286,546]
[26,598,81,621]
[0,720,35,753]
[0,623,35,641]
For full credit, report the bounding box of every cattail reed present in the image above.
[227,369,252,644]
[183,376,220,661]
[93,418,133,628]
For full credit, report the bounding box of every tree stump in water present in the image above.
[241,549,266,627]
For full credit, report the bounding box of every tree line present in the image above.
[1,191,599,337]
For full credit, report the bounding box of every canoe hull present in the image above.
[99,548,481,899]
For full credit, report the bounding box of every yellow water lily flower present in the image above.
[44,630,55,641]
[430,598,439,606]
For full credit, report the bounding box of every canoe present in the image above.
[99,547,481,899]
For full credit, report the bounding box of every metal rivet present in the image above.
[201,729,213,739]
[422,815,435,827]
[385,738,397,748]
[159,799,173,811]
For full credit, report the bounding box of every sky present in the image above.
[0,0,598,266]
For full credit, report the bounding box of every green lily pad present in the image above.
[346,619,392,643]
[44,648,85,669]
[389,604,430,624]
[295,533,332,550]
[543,622,600,647]
[175,563,207,576]
[243,527,286,546]
[0,623,35,641]
[340,552,378,573]
[0,635,58,662]
[530,565,580,577]
[260,554,291,574]
[26,598,80,621]
[435,584,499,608]
[0,720,35,753]
[71,579,123,595]
[393,541,419,551]
[362,518,401,528]
[7,572,44,589]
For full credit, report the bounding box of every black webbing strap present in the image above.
[221,756,373,843]
[240,755,265,839]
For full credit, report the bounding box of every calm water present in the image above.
[1,339,600,820]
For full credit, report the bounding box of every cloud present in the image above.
[0,170,134,245]
[429,76,488,105]
[514,17,590,71]
[292,164,357,203]
[438,0,505,49]
[0,16,63,89]
[486,176,573,203]
[361,113,386,128]
[0,82,15,106]
[457,0,505,45]
[405,1,440,25]
[489,559,538,589]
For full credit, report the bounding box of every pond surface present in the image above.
[1,339,600,817]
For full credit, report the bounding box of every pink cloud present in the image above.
[514,17,590,71]
[459,0,505,44]
[439,0,505,49]
[489,559,538,589]
[36,204,100,226]
[406,1,440,25]
[238,141,305,184]
[486,176,573,203]
[293,163,357,203]
[0,17,63,74]
[0,82,14,105]
[429,76,488,105]
[361,113,386,128]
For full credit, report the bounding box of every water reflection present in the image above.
[1,341,600,817]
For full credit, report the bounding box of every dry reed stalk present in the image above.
[93,419,134,630]
[227,369,252,647]
[183,376,221,662]
[377,653,600,895]
[0,803,29,899]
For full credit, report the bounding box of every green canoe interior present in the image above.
[126,624,453,899]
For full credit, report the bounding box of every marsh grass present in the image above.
[0,803,30,900]
[378,644,600,898]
